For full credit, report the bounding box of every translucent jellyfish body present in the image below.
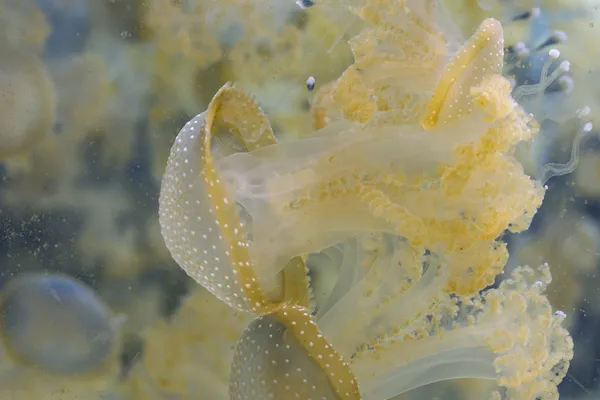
[305,235,573,400]
[158,0,574,398]
[0,273,118,376]
[0,0,50,53]
[159,83,310,314]
[0,47,55,160]
[213,16,543,297]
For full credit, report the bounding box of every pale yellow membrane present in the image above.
[422,18,504,130]
[159,84,310,314]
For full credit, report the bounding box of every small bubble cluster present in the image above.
[157,2,575,399]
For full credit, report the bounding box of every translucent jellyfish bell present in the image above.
[159,83,310,314]
[229,305,361,400]
[230,315,340,400]
[0,273,118,376]
[214,18,514,277]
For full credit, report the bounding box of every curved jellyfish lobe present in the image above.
[229,305,361,400]
[159,83,310,314]
[0,273,116,376]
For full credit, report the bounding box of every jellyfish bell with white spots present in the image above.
[212,18,539,282]
[228,232,573,400]
[229,305,361,400]
[230,315,341,400]
[159,7,523,318]
[159,83,311,315]
[160,11,540,313]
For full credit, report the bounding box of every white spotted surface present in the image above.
[422,18,505,129]
[229,314,339,400]
[158,113,250,312]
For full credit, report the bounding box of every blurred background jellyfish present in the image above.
[0,273,122,398]
[0,48,56,163]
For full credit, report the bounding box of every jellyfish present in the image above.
[0,273,121,397]
[159,83,311,314]
[230,234,573,400]
[159,83,358,399]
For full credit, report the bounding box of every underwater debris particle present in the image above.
[307,75,316,91]
[296,0,315,9]
[229,305,360,400]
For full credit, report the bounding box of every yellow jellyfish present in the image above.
[158,0,572,399]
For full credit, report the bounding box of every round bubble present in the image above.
[0,273,116,375]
